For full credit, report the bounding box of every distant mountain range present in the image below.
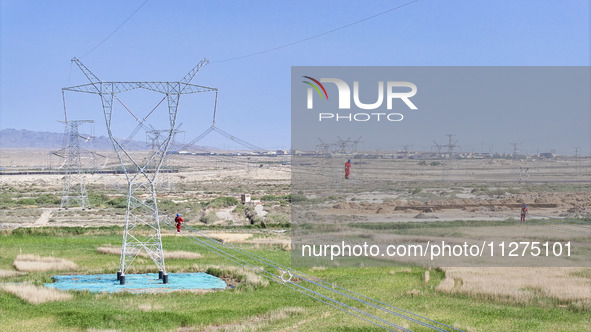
[0,128,214,151]
[1,128,148,150]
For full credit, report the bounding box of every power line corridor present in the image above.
[161,218,463,332]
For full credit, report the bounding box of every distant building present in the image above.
[241,194,251,204]
[539,152,554,158]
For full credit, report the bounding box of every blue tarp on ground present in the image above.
[45,272,227,293]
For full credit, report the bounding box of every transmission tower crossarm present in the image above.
[175,83,217,94]
[58,119,94,125]
[180,58,209,84]
[62,83,104,94]
[63,82,216,95]
[71,57,102,89]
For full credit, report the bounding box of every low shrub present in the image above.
[207,197,239,209]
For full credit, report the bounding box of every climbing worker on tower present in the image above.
[175,213,184,234]
[345,159,351,179]
[520,204,528,223]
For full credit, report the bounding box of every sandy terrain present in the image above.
[1,148,590,307]
[327,191,591,222]
[1,149,589,229]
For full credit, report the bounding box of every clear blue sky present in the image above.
[1,0,589,154]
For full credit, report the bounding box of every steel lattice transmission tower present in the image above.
[574,146,581,175]
[56,120,94,210]
[146,125,183,193]
[509,142,522,159]
[64,57,216,285]
[432,134,459,181]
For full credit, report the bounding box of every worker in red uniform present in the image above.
[520,204,528,223]
[345,159,351,179]
[175,213,184,233]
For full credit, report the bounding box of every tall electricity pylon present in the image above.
[574,146,581,175]
[445,134,459,159]
[64,57,216,285]
[509,142,522,159]
[433,134,459,181]
[146,125,183,193]
[56,120,94,210]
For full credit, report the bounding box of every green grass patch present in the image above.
[0,227,589,331]
[199,211,218,224]
[207,197,239,209]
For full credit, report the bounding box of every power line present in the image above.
[509,143,522,159]
[77,0,417,63]
[213,0,419,63]
[80,0,150,58]
[162,218,460,331]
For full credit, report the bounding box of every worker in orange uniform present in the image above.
[345,159,351,179]
[520,204,528,223]
[175,213,184,233]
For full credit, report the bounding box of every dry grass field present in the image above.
[13,254,78,272]
[0,269,26,278]
[437,267,591,309]
[0,283,73,304]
